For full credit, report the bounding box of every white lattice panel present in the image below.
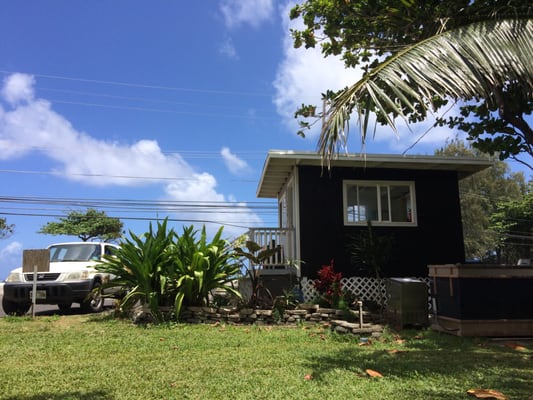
[300,276,432,306]
[300,277,317,302]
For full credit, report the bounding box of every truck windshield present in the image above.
[49,244,100,262]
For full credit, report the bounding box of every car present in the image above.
[2,242,119,315]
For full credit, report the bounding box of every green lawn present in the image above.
[1,313,531,400]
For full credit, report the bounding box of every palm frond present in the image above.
[319,18,533,163]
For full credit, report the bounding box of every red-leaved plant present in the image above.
[313,260,343,307]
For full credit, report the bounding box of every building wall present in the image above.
[297,165,465,278]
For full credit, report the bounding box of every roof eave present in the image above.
[256,150,493,199]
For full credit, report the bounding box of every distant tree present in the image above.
[490,183,533,264]
[435,140,526,260]
[39,209,123,242]
[0,217,14,239]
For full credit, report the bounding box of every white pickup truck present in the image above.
[2,242,119,315]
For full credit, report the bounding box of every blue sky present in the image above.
[0,1,531,279]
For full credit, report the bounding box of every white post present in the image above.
[358,300,363,328]
[31,264,37,318]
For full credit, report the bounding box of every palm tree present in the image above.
[317,18,533,169]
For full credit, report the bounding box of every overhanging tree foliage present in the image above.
[0,217,14,239]
[435,140,526,260]
[290,1,533,169]
[490,183,533,264]
[39,208,123,242]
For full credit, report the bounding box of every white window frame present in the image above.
[343,180,417,226]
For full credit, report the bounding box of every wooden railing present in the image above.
[246,227,296,269]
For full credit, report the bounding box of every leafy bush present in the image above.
[96,219,177,322]
[313,260,357,311]
[97,219,241,322]
[171,225,241,316]
[313,260,343,308]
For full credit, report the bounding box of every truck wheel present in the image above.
[2,298,31,316]
[58,303,72,311]
[81,282,104,313]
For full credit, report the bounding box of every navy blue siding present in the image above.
[297,166,465,278]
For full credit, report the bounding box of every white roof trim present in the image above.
[256,150,493,198]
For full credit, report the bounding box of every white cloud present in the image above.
[0,74,195,185]
[163,172,261,237]
[165,172,225,203]
[1,73,35,105]
[0,73,265,237]
[273,2,361,139]
[220,0,274,29]
[273,1,460,154]
[221,146,250,176]
[219,37,239,59]
[0,241,23,274]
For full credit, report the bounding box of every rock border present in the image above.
[180,304,384,336]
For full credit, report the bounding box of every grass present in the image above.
[0,313,532,400]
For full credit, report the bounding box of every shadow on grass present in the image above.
[304,330,533,399]
[3,390,114,400]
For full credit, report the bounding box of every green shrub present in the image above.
[96,219,178,321]
[97,219,241,323]
[171,225,241,317]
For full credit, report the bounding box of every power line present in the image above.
[0,168,259,183]
[0,195,277,210]
[0,169,209,182]
[0,211,268,230]
[0,70,279,120]
[0,70,273,97]
[38,87,272,113]
[0,196,279,229]
[48,99,277,120]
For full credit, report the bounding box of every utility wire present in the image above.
[0,195,277,209]
[0,70,272,97]
[0,211,268,230]
[48,99,277,120]
[0,196,279,229]
[38,87,271,112]
[0,169,259,183]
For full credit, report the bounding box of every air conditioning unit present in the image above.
[386,278,429,328]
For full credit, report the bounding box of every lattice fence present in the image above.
[301,276,432,306]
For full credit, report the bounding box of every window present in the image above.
[48,243,100,262]
[344,181,416,226]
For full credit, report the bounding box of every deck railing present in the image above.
[246,227,296,269]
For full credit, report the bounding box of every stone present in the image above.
[218,307,237,314]
[335,326,349,333]
[285,309,308,316]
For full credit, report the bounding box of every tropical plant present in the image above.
[171,225,241,317]
[347,221,395,280]
[290,1,533,169]
[233,240,280,309]
[272,287,301,316]
[39,208,123,242]
[313,260,344,308]
[96,219,177,322]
